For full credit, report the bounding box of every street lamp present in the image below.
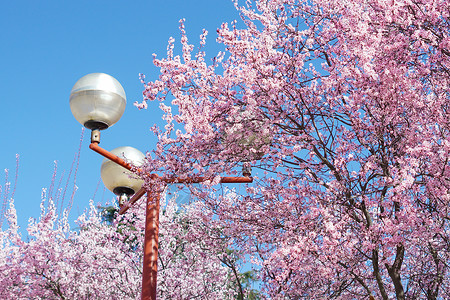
[101,146,145,205]
[70,73,126,130]
[70,72,252,300]
[222,109,272,176]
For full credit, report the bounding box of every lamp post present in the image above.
[70,73,253,300]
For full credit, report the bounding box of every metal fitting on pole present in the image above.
[91,129,101,144]
[242,162,252,177]
[118,193,129,207]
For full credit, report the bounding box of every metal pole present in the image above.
[88,141,252,299]
[141,192,160,300]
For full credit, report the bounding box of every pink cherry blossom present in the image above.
[136,0,450,298]
[0,193,239,299]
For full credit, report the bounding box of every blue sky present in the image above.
[0,1,241,232]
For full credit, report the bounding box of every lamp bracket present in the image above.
[91,129,101,144]
[242,162,252,177]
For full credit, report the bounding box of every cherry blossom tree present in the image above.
[0,192,238,299]
[137,0,450,298]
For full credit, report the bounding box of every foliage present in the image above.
[221,249,262,300]
[137,0,450,298]
[98,205,118,225]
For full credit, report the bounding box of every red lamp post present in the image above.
[71,73,252,300]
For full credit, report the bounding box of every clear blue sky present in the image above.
[0,1,241,232]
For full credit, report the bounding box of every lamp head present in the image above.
[100,146,145,197]
[70,73,126,130]
[223,109,272,161]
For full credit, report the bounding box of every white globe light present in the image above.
[223,110,272,161]
[70,73,126,130]
[100,146,145,196]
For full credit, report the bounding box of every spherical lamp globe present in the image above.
[223,109,272,161]
[100,146,145,197]
[70,73,126,130]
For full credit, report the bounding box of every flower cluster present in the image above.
[137,0,450,298]
[0,193,236,299]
